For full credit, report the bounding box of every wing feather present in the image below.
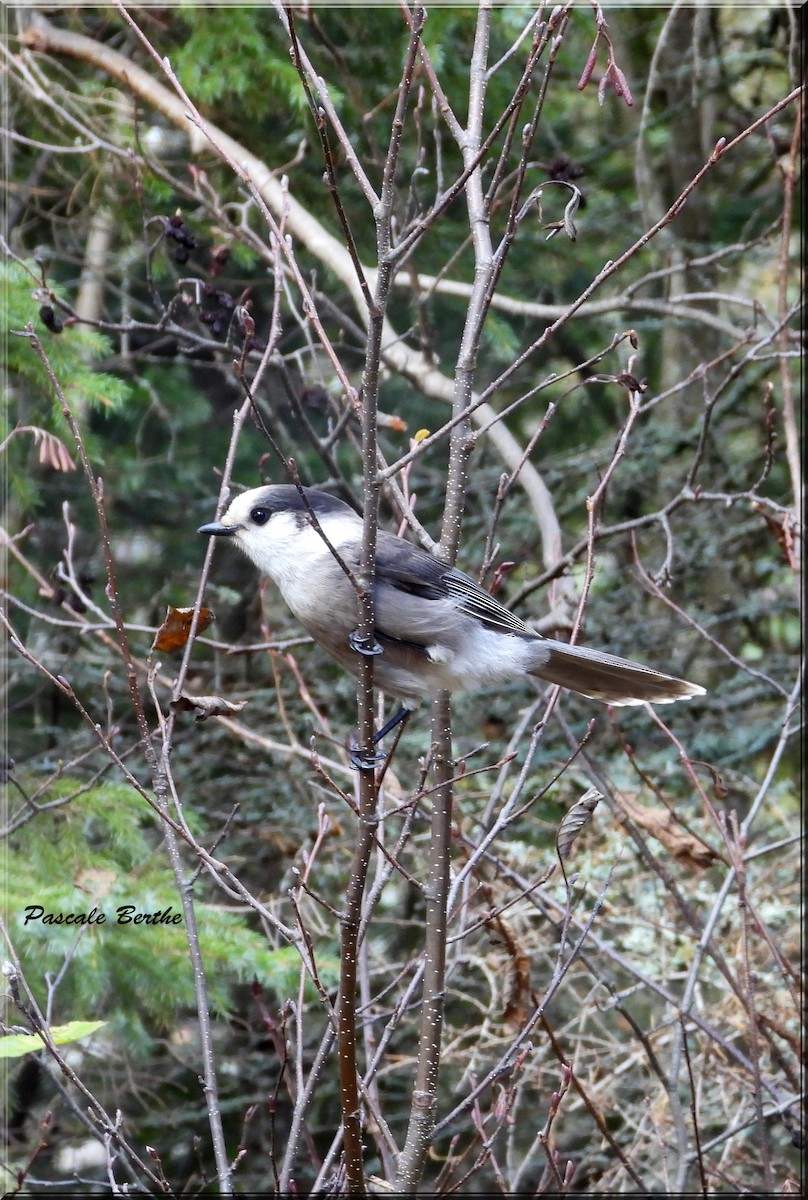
[442,571,532,634]
[373,533,532,637]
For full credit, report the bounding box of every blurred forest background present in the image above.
[1,3,803,1195]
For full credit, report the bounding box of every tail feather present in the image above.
[527,638,705,706]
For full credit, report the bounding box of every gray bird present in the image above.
[198,485,705,727]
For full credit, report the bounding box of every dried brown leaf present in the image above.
[153,605,215,653]
[556,788,602,862]
[485,911,531,1027]
[171,693,248,721]
[616,792,724,870]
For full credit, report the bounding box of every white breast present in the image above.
[235,510,361,626]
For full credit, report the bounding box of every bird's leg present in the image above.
[372,709,411,788]
[347,629,385,767]
[372,706,411,743]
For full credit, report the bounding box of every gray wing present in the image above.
[372,532,532,642]
[441,570,532,634]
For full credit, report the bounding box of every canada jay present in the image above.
[199,485,705,718]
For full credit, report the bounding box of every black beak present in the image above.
[198,521,236,537]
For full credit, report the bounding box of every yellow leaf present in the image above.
[0,1021,106,1058]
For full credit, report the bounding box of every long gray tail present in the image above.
[526,638,705,706]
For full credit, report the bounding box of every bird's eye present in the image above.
[250,506,271,526]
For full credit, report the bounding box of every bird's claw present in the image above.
[349,733,387,771]
[348,630,384,657]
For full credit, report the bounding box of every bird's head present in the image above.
[198,485,358,578]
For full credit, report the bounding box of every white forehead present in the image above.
[221,488,273,527]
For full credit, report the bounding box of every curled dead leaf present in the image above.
[153,605,215,653]
[556,787,602,862]
[171,693,248,721]
[616,791,725,870]
[615,371,647,394]
[483,909,531,1027]
[751,502,799,572]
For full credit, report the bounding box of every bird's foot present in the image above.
[348,708,411,771]
[348,733,387,771]
[348,630,384,657]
